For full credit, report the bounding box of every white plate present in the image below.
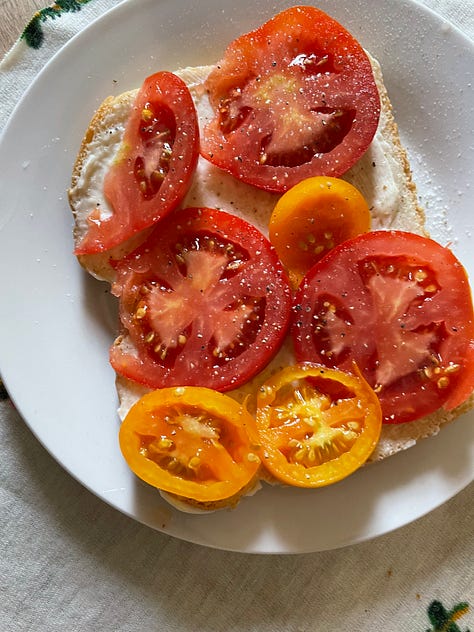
[0,0,473,554]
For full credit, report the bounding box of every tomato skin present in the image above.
[119,386,261,504]
[444,340,474,410]
[291,231,474,424]
[255,363,382,487]
[201,6,380,192]
[75,72,199,255]
[268,176,371,285]
[110,207,292,392]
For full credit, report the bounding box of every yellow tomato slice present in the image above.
[119,386,261,504]
[268,176,371,285]
[255,363,382,487]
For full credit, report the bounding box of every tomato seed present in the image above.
[135,306,147,319]
[445,363,461,373]
[188,456,201,469]
[157,438,174,450]
[141,108,154,121]
[415,269,428,282]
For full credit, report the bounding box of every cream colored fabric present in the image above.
[0,2,473,630]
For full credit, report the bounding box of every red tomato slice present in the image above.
[75,72,199,254]
[110,207,292,391]
[201,6,380,192]
[291,231,474,424]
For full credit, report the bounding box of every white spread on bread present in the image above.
[70,95,134,233]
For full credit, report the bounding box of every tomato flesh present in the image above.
[201,6,380,192]
[269,176,371,285]
[75,72,199,254]
[110,207,292,391]
[292,231,474,424]
[119,387,261,504]
[255,363,382,487]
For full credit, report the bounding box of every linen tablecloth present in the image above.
[1,1,473,630]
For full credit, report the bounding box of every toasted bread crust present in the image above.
[68,90,142,282]
[370,391,474,462]
[343,55,426,235]
[371,58,426,233]
[160,474,263,513]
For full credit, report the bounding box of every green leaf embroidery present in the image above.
[426,600,470,632]
[22,0,94,49]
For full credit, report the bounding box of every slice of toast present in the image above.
[68,56,473,511]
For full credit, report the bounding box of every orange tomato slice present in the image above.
[268,176,371,285]
[119,386,261,504]
[255,363,382,487]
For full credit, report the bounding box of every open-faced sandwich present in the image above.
[68,6,474,512]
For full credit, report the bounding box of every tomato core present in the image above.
[133,102,176,200]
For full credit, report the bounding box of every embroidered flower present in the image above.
[22,0,94,49]
[426,600,470,632]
